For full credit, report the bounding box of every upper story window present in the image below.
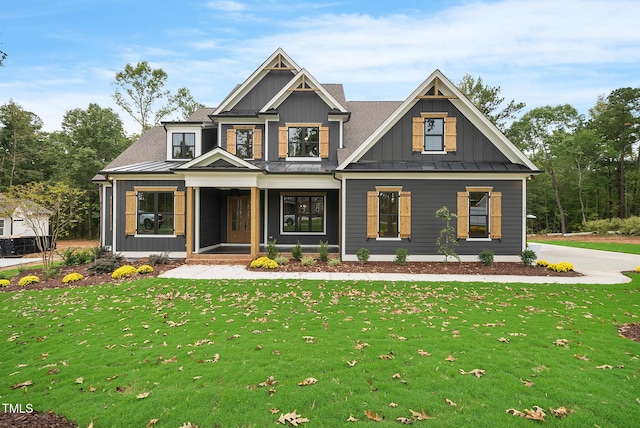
[278,123,329,159]
[236,129,254,159]
[172,133,195,159]
[226,126,262,160]
[412,113,457,153]
[289,127,319,157]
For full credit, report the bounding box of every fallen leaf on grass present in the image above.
[520,378,535,387]
[277,410,309,426]
[298,377,317,386]
[596,364,613,369]
[460,369,485,378]
[146,418,159,427]
[258,376,278,387]
[498,337,510,343]
[161,356,178,364]
[409,408,432,420]
[389,402,398,408]
[417,349,431,357]
[346,415,358,422]
[396,417,412,424]
[11,380,32,389]
[106,375,118,381]
[75,377,84,384]
[573,354,589,361]
[445,398,457,407]
[178,423,198,428]
[506,406,546,421]
[47,368,60,375]
[549,406,574,418]
[364,410,381,422]
[445,355,456,362]
[554,339,569,346]
[269,408,280,414]
[346,360,357,367]
[379,354,394,360]
[137,392,150,399]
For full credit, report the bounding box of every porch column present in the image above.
[186,186,194,258]
[250,186,260,257]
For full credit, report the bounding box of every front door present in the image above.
[228,196,251,243]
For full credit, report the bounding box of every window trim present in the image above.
[171,132,196,160]
[166,126,202,161]
[457,186,502,241]
[279,122,329,160]
[280,192,326,235]
[226,126,263,160]
[412,113,457,154]
[367,186,411,240]
[125,186,185,237]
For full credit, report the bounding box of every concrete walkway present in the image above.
[0,256,44,269]
[160,243,640,284]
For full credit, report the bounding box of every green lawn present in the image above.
[1,276,639,427]
[530,239,640,255]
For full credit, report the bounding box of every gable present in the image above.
[175,147,259,170]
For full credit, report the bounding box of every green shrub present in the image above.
[43,266,60,279]
[478,249,495,266]
[87,253,123,275]
[266,239,279,259]
[62,273,84,283]
[137,264,154,274]
[250,256,279,269]
[58,247,95,266]
[300,256,317,266]
[147,252,170,265]
[274,256,289,265]
[292,241,303,261]
[328,258,341,267]
[111,265,138,279]
[318,240,329,262]
[394,248,408,265]
[18,275,39,287]
[0,279,10,287]
[356,247,370,264]
[519,248,537,267]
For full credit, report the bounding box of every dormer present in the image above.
[163,122,207,161]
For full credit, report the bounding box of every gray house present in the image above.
[95,48,539,262]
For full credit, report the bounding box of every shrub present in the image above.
[0,279,10,287]
[478,250,495,266]
[62,273,84,283]
[111,265,138,279]
[147,252,170,265]
[536,259,549,268]
[87,253,124,275]
[266,239,279,260]
[328,258,341,267]
[59,247,95,266]
[19,275,39,287]
[318,240,329,262]
[274,256,289,265]
[394,248,408,265]
[435,206,460,262]
[300,256,317,266]
[43,266,60,279]
[250,256,279,269]
[356,247,370,264]
[137,264,154,274]
[292,241,303,261]
[519,249,537,267]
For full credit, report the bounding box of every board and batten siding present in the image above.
[199,188,223,248]
[359,99,510,164]
[115,179,186,253]
[232,69,296,112]
[344,178,523,256]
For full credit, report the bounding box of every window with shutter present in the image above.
[412,113,457,153]
[125,187,185,236]
[366,187,411,239]
[457,187,501,240]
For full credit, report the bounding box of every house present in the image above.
[0,195,52,255]
[95,48,539,262]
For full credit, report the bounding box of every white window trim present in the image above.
[166,126,202,160]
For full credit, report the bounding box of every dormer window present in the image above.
[278,123,329,159]
[172,132,195,159]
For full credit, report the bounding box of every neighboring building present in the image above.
[94,48,539,262]
[0,195,52,255]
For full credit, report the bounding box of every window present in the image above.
[469,192,489,238]
[289,127,319,157]
[378,191,398,237]
[367,187,411,239]
[424,118,444,151]
[457,188,502,239]
[172,133,195,159]
[125,187,185,236]
[236,129,253,159]
[137,191,174,235]
[412,114,456,153]
[0,218,4,236]
[278,124,329,159]
[282,194,325,233]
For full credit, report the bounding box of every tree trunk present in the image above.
[549,166,567,233]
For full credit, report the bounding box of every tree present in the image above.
[113,61,204,133]
[508,105,582,234]
[435,206,460,262]
[4,182,85,271]
[457,74,525,131]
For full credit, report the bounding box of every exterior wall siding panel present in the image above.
[234,70,295,112]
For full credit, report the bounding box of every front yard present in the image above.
[0,275,638,427]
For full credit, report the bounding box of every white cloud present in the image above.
[205,1,246,12]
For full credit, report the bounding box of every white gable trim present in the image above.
[336,70,538,171]
[215,48,301,114]
[176,147,259,170]
[260,69,348,113]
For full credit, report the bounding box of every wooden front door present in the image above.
[228,196,251,243]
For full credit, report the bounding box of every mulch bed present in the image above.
[618,323,640,343]
[0,411,78,428]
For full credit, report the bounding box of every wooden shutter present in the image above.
[457,191,469,239]
[319,126,329,158]
[412,117,423,152]
[367,191,378,238]
[226,128,236,155]
[278,127,288,158]
[399,191,411,239]
[253,128,262,159]
[445,117,457,152]
[125,191,136,236]
[489,191,502,239]
[174,191,185,236]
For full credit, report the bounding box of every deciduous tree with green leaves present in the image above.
[435,205,460,262]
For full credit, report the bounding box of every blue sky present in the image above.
[2,0,639,136]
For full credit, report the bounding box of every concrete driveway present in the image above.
[160,243,640,284]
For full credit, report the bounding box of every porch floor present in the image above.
[187,245,254,265]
